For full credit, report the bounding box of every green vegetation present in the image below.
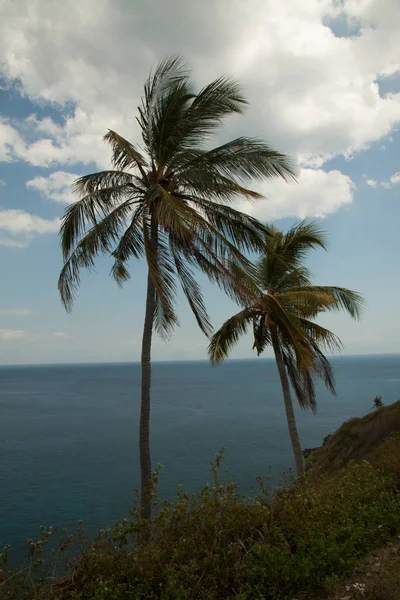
[209,221,363,475]
[58,57,295,518]
[307,399,400,475]
[2,426,400,600]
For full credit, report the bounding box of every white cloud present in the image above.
[236,168,354,220]
[390,172,400,185]
[26,171,79,203]
[52,331,68,339]
[368,171,400,189]
[0,179,5,186]
[0,0,399,174]
[366,179,378,188]
[0,209,59,234]
[0,308,32,316]
[0,209,60,247]
[0,117,25,162]
[0,328,27,341]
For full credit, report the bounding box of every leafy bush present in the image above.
[2,441,400,600]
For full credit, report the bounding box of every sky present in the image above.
[0,0,399,365]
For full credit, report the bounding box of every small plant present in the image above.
[373,396,384,409]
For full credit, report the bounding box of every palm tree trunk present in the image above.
[140,269,156,520]
[270,330,305,476]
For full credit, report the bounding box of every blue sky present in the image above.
[0,0,399,365]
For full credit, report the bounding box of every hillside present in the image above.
[307,399,400,475]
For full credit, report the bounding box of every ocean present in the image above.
[1,355,399,560]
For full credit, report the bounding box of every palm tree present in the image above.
[208,221,363,476]
[58,57,295,518]
[373,396,384,410]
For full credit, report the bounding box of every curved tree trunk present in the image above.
[140,269,156,520]
[270,329,305,476]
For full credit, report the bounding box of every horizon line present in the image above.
[1,352,399,368]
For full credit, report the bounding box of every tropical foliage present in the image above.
[209,221,363,474]
[58,57,295,516]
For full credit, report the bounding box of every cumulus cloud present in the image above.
[0,0,399,175]
[26,171,79,203]
[0,209,60,247]
[390,172,400,185]
[0,179,5,186]
[236,168,354,221]
[0,117,25,162]
[366,179,378,188]
[0,328,27,341]
[0,308,32,316]
[0,209,60,234]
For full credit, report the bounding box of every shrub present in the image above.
[2,444,400,600]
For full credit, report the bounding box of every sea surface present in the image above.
[1,355,399,560]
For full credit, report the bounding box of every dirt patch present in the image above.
[328,538,400,599]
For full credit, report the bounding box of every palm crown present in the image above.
[59,57,295,335]
[209,221,364,411]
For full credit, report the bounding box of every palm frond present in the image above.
[110,206,145,286]
[61,172,138,259]
[163,76,248,169]
[103,130,148,173]
[171,246,213,337]
[187,195,268,254]
[177,137,297,184]
[252,316,272,355]
[59,201,137,311]
[261,294,314,369]
[72,171,136,196]
[279,289,338,318]
[153,187,201,241]
[179,169,263,204]
[274,267,313,293]
[153,294,178,340]
[292,286,364,320]
[311,342,336,396]
[298,318,343,353]
[281,338,336,413]
[279,220,328,257]
[208,308,254,364]
[137,56,194,166]
[281,344,317,412]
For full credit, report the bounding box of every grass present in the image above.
[2,430,400,600]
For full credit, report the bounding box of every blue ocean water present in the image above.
[1,355,399,560]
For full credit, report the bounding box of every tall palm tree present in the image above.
[208,221,363,475]
[58,57,295,518]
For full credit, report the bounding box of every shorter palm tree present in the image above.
[373,396,384,410]
[208,221,363,475]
